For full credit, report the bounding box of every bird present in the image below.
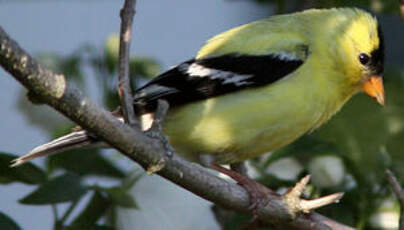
[12,8,385,173]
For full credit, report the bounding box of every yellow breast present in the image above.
[162,60,349,164]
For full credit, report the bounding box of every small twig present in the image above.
[386,169,404,230]
[300,193,344,213]
[283,175,344,215]
[288,175,311,198]
[283,175,311,215]
[117,0,138,127]
[386,170,404,203]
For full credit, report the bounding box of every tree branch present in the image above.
[386,169,404,230]
[0,26,353,230]
[117,0,138,127]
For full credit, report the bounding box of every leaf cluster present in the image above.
[0,34,159,230]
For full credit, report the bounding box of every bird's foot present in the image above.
[144,100,175,174]
[282,175,344,216]
[212,165,345,229]
[211,164,277,230]
[145,100,174,158]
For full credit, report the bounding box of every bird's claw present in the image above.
[211,164,275,226]
[144,99,174,158]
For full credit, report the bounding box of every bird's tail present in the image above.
[10,130,99,167]
[11,108,153,167]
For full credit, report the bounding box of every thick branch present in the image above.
[117,0,138,127]
[386,169,404,230]
[0,26,353,230]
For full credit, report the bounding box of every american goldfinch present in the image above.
[12,8,385,167]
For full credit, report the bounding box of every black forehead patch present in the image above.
[370,23,385,75]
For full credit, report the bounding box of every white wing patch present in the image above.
[273,51,301,61]
[179,63,253,86]
[184,63,212,77]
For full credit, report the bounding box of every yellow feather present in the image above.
[162,8,382,164]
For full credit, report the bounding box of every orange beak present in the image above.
[361,75,385,105]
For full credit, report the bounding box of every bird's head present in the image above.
[336,9,385,105]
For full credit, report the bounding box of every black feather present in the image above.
[134,53,304,114]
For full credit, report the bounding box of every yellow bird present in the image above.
[12,8,385,169]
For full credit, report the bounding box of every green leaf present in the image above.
[0,212,21,230]
[19,173,87,205]
[83,172,142,211]
[71,191,111,227]
[47,149,125,179]
[103,187,138,209]
[0,152,46,185]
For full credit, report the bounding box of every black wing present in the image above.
[133,53,305,114]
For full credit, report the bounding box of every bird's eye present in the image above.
[359,53,370,65]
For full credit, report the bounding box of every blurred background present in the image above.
[0,0,403,229]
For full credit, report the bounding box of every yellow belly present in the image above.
[162,72,335,164]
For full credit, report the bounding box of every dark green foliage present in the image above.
[99,187,139,209]
[1,31,156,228]
[70,192,112,228]
[19,173,87,205]
[89,172,142,209]
[0,212,21,230]
[47,149,126,179]
[0,152,47,185]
